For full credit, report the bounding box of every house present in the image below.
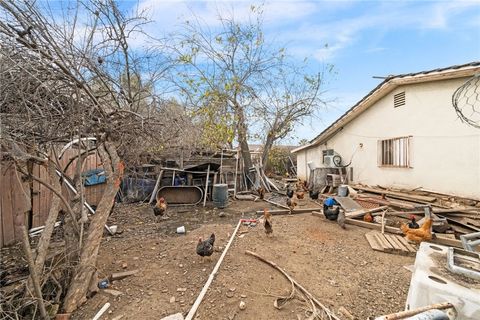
[291,62,480,200]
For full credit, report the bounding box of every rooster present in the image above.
[401,218,433,243]
[257,187,265,200]
[263,208,273,237]
[286,187,294,198]
[153,196,167,221]
[309,190,319,200]
[408,215,420,229]
[196,233,215,262]
[286,195,298,213]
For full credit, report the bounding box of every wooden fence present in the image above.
[0,150,104,248]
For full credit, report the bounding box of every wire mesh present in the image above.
[452,74,480,129]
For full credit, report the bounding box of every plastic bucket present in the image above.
[338,185,349,197]
[212,184,229,208]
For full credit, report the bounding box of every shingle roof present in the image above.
[293,61,480,153]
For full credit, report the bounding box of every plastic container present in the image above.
[176,226,186,234]
[338,185,349,197]
[212,184,229,208]
[405,242,479,320]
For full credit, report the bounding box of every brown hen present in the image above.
[363,212,373,223]
[263,208,273,236]
[401,218,433,243]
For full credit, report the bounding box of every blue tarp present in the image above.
[82,169,106,186]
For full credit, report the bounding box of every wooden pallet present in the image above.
[365,231,417,256]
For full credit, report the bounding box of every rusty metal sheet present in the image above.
[333,196,364,212]
[157,186,203,205]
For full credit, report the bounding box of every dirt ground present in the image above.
[70,198,415,320]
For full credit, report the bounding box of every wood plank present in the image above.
[149,170,164,204]
[109,269,139,281]
[311,211,324,218]
[365,231,385,252]
[435,233,457,240]
[355,196,416,210]
[461,218,480,228]
[372,233,394,252]
[43,165,53,227]
[2,166,15,245]
[385,234,413,255]
[38,165,49,227]
[428,236,463,248]
[396,236,418,252]
[0,164,6,247]
[345,218,403,235]
[11,168,28,242]
[262,198,289,210]
[346,205,389,218]
[383,234,404,251]
[353,186,436,203]
[446,217,480,232]
[257,207,323,215]
[32,164,40,227]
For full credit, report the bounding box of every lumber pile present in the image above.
[315,184,480,253]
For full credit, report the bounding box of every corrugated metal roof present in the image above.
[293,61,480,153]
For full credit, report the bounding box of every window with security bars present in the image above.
[378,136,411,167]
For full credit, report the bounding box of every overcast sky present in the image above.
[121,0,480,143]
[128,0,480,143]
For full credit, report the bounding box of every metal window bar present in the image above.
[378,136,411,167]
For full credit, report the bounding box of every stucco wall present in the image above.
[295,77,480,200]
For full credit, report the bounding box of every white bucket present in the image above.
[176,226,186,234]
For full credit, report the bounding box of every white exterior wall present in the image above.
[296,77,480,200]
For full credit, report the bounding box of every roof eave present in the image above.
[291,64,480,154]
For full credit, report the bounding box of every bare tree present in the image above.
[0,0,181,315]
[168,5,280,185]
[252,61,329,169]
[168,5,331,178]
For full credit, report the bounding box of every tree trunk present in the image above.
[62,141,124,313]
[33,161,62,279]
[261,130,276,172]
[21,225,48,319]
[64,149,85,274]
[234,104,254,188]
[63,194,81,273]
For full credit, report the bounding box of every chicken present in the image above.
[296,191,305,200]
[263,208,273,236]
[323,206,339,221]
[401,218,432,243]
[309,190,319,200]
[295,179,303,190]
[196,233,215,262]
[286,188,294,198]
[286,195,298,213]
[408,215,420,229]
[153,196,167,220]
[337,210,346,229]
[363,212,373,223]
[257,187,265,200]
[302,180,310,192]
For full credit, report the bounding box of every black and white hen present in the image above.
[196,233,215,262]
